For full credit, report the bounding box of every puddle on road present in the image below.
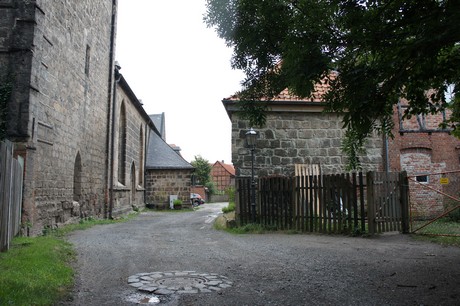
[125,292,160,304]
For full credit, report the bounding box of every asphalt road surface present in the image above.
[64,203,460,305]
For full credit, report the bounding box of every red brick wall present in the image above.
[388,104,460,218]
[211,163,234,192]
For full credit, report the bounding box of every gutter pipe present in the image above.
[106,0,118,219]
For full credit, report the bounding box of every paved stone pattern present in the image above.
[128,271,233,295]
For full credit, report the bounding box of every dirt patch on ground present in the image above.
[63,203,460,305]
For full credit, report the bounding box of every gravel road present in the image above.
[64,203,460,306]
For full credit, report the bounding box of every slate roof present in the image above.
[118,75,158,133]
[118,74,191,171]
[150,113,166,140]
[145,130,194,170]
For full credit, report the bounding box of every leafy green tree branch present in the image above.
[205,0,460,169]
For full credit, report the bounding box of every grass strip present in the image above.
[0,212,139,305]
[0,236,74,305]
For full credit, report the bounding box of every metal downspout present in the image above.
[110,66,121,218]
[107,0,118,219]
[384,134,390,173]
[143,124,148,205]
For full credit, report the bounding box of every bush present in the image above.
[222,202,235,214]
[447,208,460,222]
[173,199,182,205]
[173,199,183,209]
[225,186,235,203]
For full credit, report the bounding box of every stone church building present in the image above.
[0,0,192,235]
[1,1,119,234]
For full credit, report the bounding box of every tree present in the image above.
[191,155,212,184]
[205,0,460,169]
[191,155,217,194]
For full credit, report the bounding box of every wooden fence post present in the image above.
[367,171,376,235]
[3,141,25,252]
[399,171,410,234]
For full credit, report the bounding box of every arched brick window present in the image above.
[118,102,127,184]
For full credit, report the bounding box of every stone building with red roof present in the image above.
[222,76,460,218]
[222,76,384,178]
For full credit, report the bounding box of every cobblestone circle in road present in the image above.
[128,271,233,295]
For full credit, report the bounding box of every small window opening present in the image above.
[416,175,429,183]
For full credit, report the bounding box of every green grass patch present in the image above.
[222,223,272,234]
[222,202,235,214]
[0,213,139,305]
[411,219,460,247]
[412,234,460,247]
[48,213,138,237]
[0,236,74,305]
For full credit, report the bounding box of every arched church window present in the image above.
[73,152,82,202]
[139,125,144,186]
[118,102,127,184]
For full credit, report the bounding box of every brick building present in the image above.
[209,161,235,202]
[387,99,460,218]
[211,161,235,192]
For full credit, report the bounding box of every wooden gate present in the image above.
[367,172,409,234]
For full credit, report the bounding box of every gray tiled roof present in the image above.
[145,130,194,170]
[149,113,166,140]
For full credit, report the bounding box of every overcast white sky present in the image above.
[115,0,245,164]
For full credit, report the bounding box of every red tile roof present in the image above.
[225,73,336,102]
[213,161,235,176]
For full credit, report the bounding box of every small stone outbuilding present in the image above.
[145,124,194,209]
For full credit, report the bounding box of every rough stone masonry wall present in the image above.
[111,84,149,215]
[232,112,383,178]
[145,169,193,208]
[0,0,36,139]
[7,0,115,234]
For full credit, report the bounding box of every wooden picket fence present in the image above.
[0,140,24,252]
[236,171,409,235]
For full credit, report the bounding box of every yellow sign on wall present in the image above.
[440,177,449,185]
